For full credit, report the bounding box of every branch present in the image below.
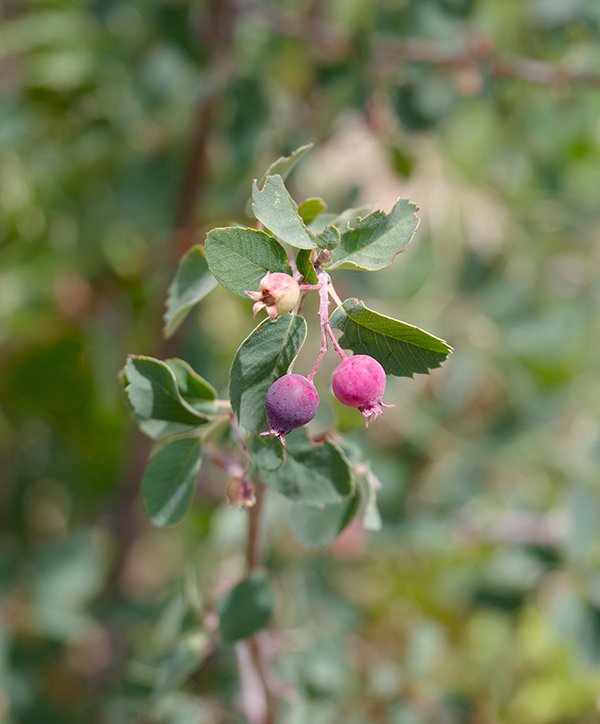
[236,481,275,724]
[234,3,600,90]
[375,36,600,88]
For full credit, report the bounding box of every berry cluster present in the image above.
[245,271,392,445]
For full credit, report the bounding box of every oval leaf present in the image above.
[142,437,202,526]
[252,175,316,250]
[218,570,274,643]
[258,430,353,505]
[229,314,307,433]
[259,143,313,187]
[325,199,420,271]
[330,299,453,377]
[205,227,292,298]
[163,246,217,338]
[124,356,210,427]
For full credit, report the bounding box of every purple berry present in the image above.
[263,373,319,443]
[332,355,390,423]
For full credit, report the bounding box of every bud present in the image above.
[245,272,300,320]
[226,477,256,508]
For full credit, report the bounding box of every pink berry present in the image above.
[245,272,300,319]
[332,355,390,423]
[262,374,319,444]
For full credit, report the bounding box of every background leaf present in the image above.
[330,299,453,377]
[218,570,274,642]
[289,489,360,547]
[163,246,217,338]
[141,437,202,526]
[257,430,353,504]
[153,629,210,694]
[204,227,292,298]
[252,175,316,250]
[229,314,307,433]
[325,199,419,270]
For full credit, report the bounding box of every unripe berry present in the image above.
[332,354,390,423]
[262,373,319,444]
[245,272,300,319]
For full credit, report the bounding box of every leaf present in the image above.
[252,175,316,250]
[124,356,210,426]
[218,570,274,643]
[289,490,360,547]
[325,199,420,271]
[314,224,340,251]
[141,438,202,526]
[330,299,453,377]
[258,143,313,187]
[204,227,292,298]
[251,435,285,473]
[258,430,353,505]
[298,197,327,225]
[296,249,318,284]
[154,629,210,694]
[163,246,217,338]
[165,359,216,402]
[229,314,307,433]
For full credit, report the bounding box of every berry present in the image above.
[245,272,300,319]
[332,354,390,423]
[262,373,319,444]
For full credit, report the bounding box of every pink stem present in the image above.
[307,273,347,382]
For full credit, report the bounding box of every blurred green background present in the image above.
[2,0,600,722]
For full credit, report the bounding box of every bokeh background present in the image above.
[2,1,600,722]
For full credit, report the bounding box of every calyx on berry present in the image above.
[245,272,300,319]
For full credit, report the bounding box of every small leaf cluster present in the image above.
[122,145,452,642]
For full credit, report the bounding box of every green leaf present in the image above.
[229,314,307,433]
[154,629,210,694]
[298,197,327,225]
[330,299,453,377]
[258,430,353,504]
[165,359,216,402]
[141,438,202,526]
[163,246,217,338]
[218,570,274,643]
[124,356,210,426]
[325,199,420,271]
[314,224,340,251]
[252,175,316,250]
[296,249,318,284]
[328,206,372,231]
[289,490,360,547]
[258,143,313,187]
[204,227,292,298]
[251,435,285,473]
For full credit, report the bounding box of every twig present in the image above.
[235,2,600,90]
[237,481,275,724]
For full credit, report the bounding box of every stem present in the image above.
[319,272,347,362]
[306,273,346,381]
[238,481,275,724]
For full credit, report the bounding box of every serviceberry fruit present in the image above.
[332,354,391,423]
[263,373,319,444]
[245,272,300,319]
